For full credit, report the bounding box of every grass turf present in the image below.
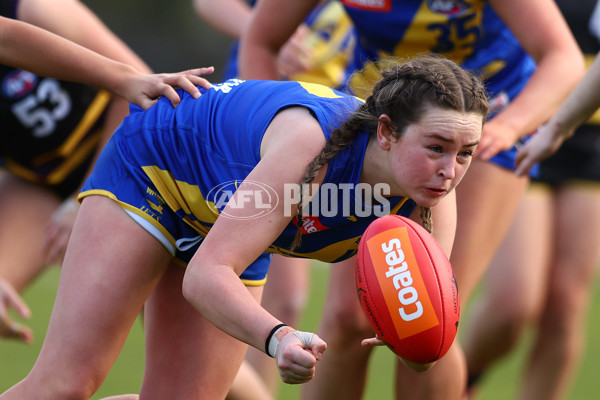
[1,262,598,399]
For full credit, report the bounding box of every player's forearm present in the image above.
[193,0,251,39]
[182,261,278,354]
[239,33,281,80]
[0,17,136,93]
[546,52,600,135]
[488,49,585,139]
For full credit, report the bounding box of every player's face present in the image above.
[383,107,482,207]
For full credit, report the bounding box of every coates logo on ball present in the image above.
[355,215,459,364]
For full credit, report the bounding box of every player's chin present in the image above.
[413,192,447,208]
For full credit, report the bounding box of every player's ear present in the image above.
[376,114,395,150]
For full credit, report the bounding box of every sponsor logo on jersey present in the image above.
[212,79,244,93]
[2,70,37,98]
[293,214,330,234]
[427,0,470,17]
[488,91,509,115]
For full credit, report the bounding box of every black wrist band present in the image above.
[265,323,288,357]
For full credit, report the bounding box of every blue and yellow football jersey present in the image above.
[81,79,417,284]
[340,0,537,172]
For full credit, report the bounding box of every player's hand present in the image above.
[515,123,574,176]
[277,24,314,78]
[43,196,79,266]
[362,334,434,371]
[361,334,386,347]
[275,330,327,384]
[0,279,33,344]
[121,66,215,109]
[474,119,521,161]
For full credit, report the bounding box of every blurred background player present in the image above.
[0,277,31,343]
[0,0,212,343]
[194,1,354,398]
[0,15,212,110]
[462,1,600,399]
[239,0,584,399]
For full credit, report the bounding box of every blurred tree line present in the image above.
[83,0,233,81]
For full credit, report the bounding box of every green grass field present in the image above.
[1,262,598,399]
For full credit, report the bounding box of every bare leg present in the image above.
[141,264,264,400]
[0,173,60,290]
[227,360,273,400]
[301,257,372,400]
[405,159,529,400]
[463,185,552,389]
[0,196,172,400]
[519,184,600,400]
[303,191,462,400]
[452,160,530,304]
[395,341,466,400]
[395,191,465,400]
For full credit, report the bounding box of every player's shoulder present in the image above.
[262,106,327,155]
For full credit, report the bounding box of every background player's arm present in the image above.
[239,0,317,79]
[197,0,313,78]
[193,0,252,39]
[516,52,600,175]
[5,0,211,263]
[475,0,585,160]
[0,15,213,108]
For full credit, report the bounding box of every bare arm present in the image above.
[182,108,327,383]
[0,15,213,108]
[239,0,318,79]
[2,1,213,264]
[193,0,252,39]
[200,0,314,78]
[476,0,585,160]
[18,0,150,73]
[515,52,600,175]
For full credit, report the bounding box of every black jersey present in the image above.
[0,0,112,196]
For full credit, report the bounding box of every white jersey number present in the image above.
[11,78,72,138]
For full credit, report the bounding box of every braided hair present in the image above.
[290,55,488,250]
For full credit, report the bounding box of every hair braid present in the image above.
[290,102,375,249]
[420,206,433,234]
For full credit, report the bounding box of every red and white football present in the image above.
[355,215,460,364]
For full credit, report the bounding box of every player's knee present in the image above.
[325,303,373,339]
[267,292,307,324]
[496,293,540,334]
[493,316,529,353]
[546,273,591,319]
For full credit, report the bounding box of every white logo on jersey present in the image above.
[212,79,244,93]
